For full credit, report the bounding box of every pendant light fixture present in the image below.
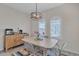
[31,3,42,20]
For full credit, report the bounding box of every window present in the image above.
[39,19,45,36]
[50,17,61,38]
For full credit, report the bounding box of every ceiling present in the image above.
[3,3,63,14]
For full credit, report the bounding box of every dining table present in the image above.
[22,36,58,56]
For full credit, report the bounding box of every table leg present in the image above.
[28,44,35,56]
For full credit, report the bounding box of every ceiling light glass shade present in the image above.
[31,12,42,20]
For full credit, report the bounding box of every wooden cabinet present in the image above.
[4,33,24,52]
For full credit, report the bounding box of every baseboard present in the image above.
[61,50,79,56]
[53,47,79,56]
[0,48,4,53]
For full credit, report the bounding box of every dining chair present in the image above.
[47,41,66,56]
[54,42,66,56]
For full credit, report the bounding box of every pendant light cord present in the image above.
[36,3,37,16]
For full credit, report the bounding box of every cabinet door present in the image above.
[10,35,15,47]
[5,36,10,50]
[18,34,24,43]
[5,36,14,50]
[15,34,24,46]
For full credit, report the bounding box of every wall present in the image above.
[0,4,31,50]
[43,3,79,54]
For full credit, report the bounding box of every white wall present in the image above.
[0,4,31,50]
[43,3,79,54]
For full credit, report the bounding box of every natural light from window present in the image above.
[50,17,61,38]
[39,18,45,37]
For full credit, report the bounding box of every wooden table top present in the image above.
[22,36,58,48]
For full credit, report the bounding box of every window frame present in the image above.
[38,19,46,36]
[50,17,61,38]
